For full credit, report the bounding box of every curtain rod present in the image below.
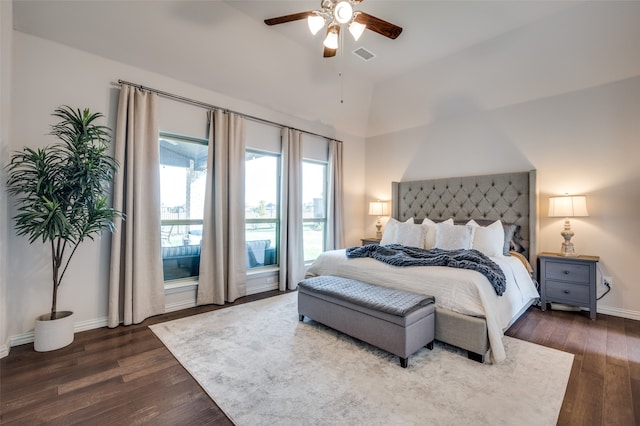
[116,79,342,144]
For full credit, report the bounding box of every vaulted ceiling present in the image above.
[12,1,640,138]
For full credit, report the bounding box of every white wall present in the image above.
[365,2,640,318]
[5,31,366,346]
[0,0,13,357]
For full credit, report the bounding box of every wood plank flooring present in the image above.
[2,292,638,425]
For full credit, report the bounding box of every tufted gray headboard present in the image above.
[391,171,537,261]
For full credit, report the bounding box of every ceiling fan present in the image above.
[264,0,403,58]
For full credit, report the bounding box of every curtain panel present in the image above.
[197,110,247,305]
[325,140,344,250]
[108,85,165,327]
[279,128,305,291]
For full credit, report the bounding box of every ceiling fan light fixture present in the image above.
[348,21,366,41]
[307,14,325,35]
[334,1,353,24]
[323,25,339,50]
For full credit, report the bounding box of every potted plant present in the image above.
[6,106,121,351]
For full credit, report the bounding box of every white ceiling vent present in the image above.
[352,47,376,61]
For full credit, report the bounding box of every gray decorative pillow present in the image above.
[502,223,518,256]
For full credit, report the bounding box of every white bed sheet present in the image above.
[305,249,539,362]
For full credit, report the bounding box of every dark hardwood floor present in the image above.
[2,293,638,425]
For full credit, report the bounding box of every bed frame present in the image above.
[390,170,537,362]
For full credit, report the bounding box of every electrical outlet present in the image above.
[603,276,613,287]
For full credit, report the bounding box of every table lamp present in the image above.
[368,201,389,239]
[548,195,589,256]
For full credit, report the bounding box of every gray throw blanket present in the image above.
[345,244,506,296]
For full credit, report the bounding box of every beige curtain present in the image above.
[108,85,164,327]
[279,128,305,291]
[325,140,344,250]
[197,110,247,305]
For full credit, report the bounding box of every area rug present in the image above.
[150,292,573,425]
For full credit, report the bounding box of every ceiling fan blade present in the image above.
[354,12,403,40]
[264,11,313,26]
[323,46,337,58]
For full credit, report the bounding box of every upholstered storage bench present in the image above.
[297,275,435,368]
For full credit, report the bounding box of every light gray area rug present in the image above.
[150,293,573,425]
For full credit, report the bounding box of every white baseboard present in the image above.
[165,299,197,313]
[0,343,9,358]
[8,316,108,349]
[598,305,640,321]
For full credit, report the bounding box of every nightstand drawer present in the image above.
[545,261,590,284]
[545,281,590,304]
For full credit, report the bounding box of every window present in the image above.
[302,160,327,262]
[159,133,207,281]
[245,150,280,269]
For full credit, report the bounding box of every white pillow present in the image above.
[395,221,426,248]
[423,218,453,249]
[435,222,473,250]
[380,217,414,245]
[467,219,505,257]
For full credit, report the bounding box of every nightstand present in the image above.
[539,252,599,320]
[361,237,381,245]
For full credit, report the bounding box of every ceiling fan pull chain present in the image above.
[340,29,344,104]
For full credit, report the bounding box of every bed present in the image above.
[305,171,539,363]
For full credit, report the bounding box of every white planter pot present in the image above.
[34,311,74,352]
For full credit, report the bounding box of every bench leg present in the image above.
[426,341,434,350]
[399,357,408,368]
[298,314,304,321]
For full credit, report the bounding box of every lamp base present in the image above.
[560,220,578,256]
[375,223,382,239]
[560,242,579,257]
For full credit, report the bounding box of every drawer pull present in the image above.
[564,271,570,275]
[563,290,570,294]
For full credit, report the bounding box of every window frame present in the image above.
[159,131,208,283]
[302,158,329,263]
[245,148,281,270]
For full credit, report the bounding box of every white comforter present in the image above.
[305,249,539,363]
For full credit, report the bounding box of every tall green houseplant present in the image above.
[7,106,121,320]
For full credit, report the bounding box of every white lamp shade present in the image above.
[368,201,390,216]
[548,195,589,217]
[349,21,366,41]
[307,15,325,35]
[334,1,353,24]
[323,26,339,49]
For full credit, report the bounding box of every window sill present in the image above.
[164,279,198,293]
